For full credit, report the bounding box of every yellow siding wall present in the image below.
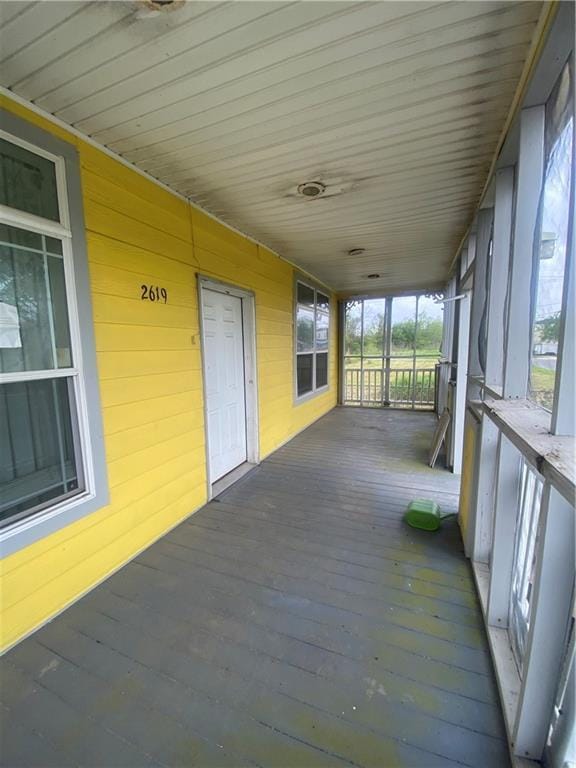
[0,97,337,650]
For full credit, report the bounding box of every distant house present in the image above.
[533,341,558,356]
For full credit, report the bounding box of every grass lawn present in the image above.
[530,365,555,410]
[345,349,440,371]
[531,365,555,390]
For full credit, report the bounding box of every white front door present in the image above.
[202,288,247,482]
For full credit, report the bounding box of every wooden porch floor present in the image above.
[0,407,509,768]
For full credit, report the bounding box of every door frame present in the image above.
[197,275,259,500]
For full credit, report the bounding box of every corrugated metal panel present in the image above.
[0,0,543,293]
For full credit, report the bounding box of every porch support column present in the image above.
[488,107,545,621]
[472,167,514,563]
[513,485,575,759]
[338,300,346,405]
[452,290,470,475]
[485,166,514,388]
[468,207,494,562]
[438,276,455,418]
[503,106,545,399]
[383,297,392,406]
[551,106,575,435]
[486,433,521,626]
[467,208,493,396]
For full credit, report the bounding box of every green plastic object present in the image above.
[404,499,442,531]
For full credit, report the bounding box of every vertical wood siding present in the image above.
[0,96,337,650]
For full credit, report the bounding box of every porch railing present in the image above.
[344,367,436,408]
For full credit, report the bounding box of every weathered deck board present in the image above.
[0,407,509,767]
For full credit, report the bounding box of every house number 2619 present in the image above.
[141,285,168,303]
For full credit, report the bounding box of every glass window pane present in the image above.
[317,292,330,312]
[297,354,313,396]
[297,282,315,307]
[46,236,63,256]
[316,309,329,351]
[530,63,573,411]
[0,378,82,526]
[0,138,60,222]
[362,299,385,356]
[316,352,328,388]
[0,223,62,255]
[48,255,73,368]
[416,296,443,356]
[297,305,315,352]
[344,301,362,355]
[0,226,72,373]
[391,296,417,356]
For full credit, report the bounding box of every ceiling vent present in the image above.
[136,0,184,18]
[286,175,355,201]
[367,274,381,279]
[297,181,326,198]
[348,248,365,257]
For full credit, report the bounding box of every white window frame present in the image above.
[294,275,330,403]
[0,110,108,558]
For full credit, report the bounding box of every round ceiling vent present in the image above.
[348,248,365,257]
[136,0,184,18]
[297,181,326,198]
[367,273,381,279]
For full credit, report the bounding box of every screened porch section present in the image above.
[0,2,574,767]
[343,295,443,409]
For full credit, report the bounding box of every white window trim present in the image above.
[0,109,108,558]
[0,128,70,234]
[293,274,331,404]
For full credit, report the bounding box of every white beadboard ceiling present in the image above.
[0,0,543,294]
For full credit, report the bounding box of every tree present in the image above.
[391,312,442,353]
[391,319,416,350]
[416,313,443,351]
[536,312,560,343]
[344,301,362,355]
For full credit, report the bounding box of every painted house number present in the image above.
[141,285,168,303]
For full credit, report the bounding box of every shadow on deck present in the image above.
[0,407,509,768]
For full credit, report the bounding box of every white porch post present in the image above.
[486,433,521,626]
[467,208,493,388]
[338,300,346,405]
[452,291,470,475]
[512,102,575,761]
[551,112,575,436]
[485,166,514,388]
[468,207,494,562]
[513,485,575,759]
[503,106,545,399]
[488,107,545,627]
[472,169,514,563]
